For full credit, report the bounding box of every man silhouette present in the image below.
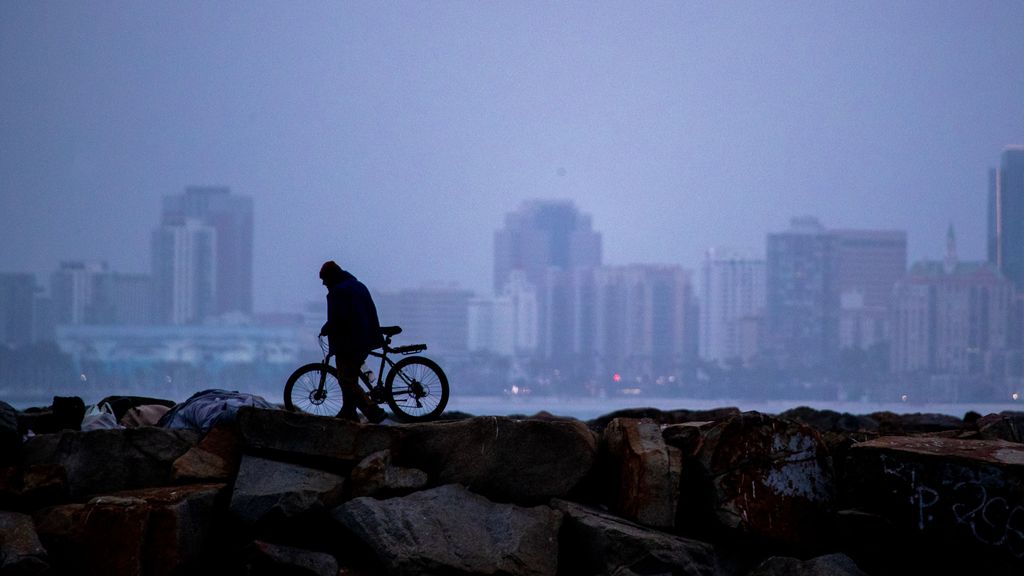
[319,260,387,423]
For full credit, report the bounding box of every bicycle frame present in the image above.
[316,333,427,402]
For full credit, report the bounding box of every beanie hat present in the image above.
[319,260,343,282]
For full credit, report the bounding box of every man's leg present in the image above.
[335,356,366,420]
[336,356,386,422]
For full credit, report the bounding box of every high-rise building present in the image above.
[699,249,766,365]
[91,273,153,325]
[493,200,602,292]
[0,273,37,346]
[766,218,907,369]
[468,271,538,356]
[158,186,254,317]
[376,286,474,355]
[891,234,1013,399]
[493,200,602,358]
[989,146,1024,290]
[766,217,839,369]
[152,219,217,325]
[593,264,696,383]
[832,228,907,351]
[50,261,108,325]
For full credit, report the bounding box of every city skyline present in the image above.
[2,3,1023,315]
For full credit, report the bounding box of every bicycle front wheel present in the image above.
[385,356,449,422]
[284,363,344,417]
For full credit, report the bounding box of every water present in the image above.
[446,395,1024,420]
[6,386,1021,420]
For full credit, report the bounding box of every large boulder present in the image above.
[20,427,199,499]
[601,418,681,529]
[974,412,1024,443]
[394,416,598,504]
[552,499,728,576]
[349,449,428,498]
[31,483,224,576]
[245,540,339,576]
[229,455,346,530]
[843,435,1024,575]
[680,411,835,552]
[334,483,562,576]
[236,406,398,465]
[747,553,868,576]
[0,511,49,575]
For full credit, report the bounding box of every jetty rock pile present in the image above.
[1,399,1023,576]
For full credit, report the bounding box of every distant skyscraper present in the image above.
[0,273,37,346]
[468,271,538,356]
[50,261,108,325]
[766,218,907,369]
[158,186,254,317]
[989,146,1024,290]
[493,200,602,358]
[376,286,474,355]
[891,233,1013,393]
[832,228,907,351]
[49,261,154,326]
[766,217,838,369]
[152,219,217,324]
[592,264,696,381]
[493,200,602,293]
[699,249,766,365]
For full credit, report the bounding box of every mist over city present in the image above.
[3,2,1024,417]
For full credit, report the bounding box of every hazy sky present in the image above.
[2,1,1023,313]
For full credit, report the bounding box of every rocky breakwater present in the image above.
[1,400,1023,576]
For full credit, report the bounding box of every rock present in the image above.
[236,406,398,465]
[747,553,868,576]
[552,499,728,576]
[31,484,224,576]
[229,455,346,527]
[120,484,225,576]
[80,496,151,576]
[681,411,835,552]
[20,427,199,499]
[395,416,597,504]
[0,401,20,465]
[334,483,562,576]
[589,406,741,433]
[601,418,681,529]
[171,423,240,482]
[778,406,880,434]
[245,540,339,576]
[868,411,964,435]
[975,412,1024,443]
[844,435,1024,575]
[349,449,428,498]
[0,511,50,575]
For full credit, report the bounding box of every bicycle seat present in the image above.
[380,326,402,337]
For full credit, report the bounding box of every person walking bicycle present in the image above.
[318,260,388,423]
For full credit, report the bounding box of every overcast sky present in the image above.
[2,1,1022,313]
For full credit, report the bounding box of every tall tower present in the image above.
[699,249,766,365]
[990,146,1024,290]
[159,186,254,316]
[493,200,602,293]
[766,217,838,370]
[152,219,217,324]
[493,200,602,358]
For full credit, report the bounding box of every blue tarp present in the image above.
[157,389,275,432]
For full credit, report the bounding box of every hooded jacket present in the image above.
[321,270,385,359]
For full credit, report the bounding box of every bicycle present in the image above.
[283,325,449,422]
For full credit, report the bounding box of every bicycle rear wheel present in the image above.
[384,356,449,422]
[284,363,344,417]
